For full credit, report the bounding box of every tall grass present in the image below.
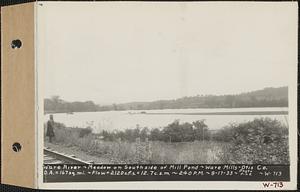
[48,126,231,163]
[46,118,289,164]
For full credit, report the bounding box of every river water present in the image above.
[44,107,288,133]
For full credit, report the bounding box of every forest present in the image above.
[44,86,288,113]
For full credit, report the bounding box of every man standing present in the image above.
[46,114,55,143]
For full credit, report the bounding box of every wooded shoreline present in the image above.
[45,110,288,115]
[142,111,288,116]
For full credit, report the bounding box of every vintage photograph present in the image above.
[42,2,292,167]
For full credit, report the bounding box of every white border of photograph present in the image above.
[36,1,298,190]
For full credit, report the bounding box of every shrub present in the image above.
[231,118,287,144]
[99,120,209,143]
[79,127,93,138]
[224,118,289,164]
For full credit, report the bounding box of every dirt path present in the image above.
[44,142,111,164]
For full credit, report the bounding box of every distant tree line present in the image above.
[44,96,100,113]
[114,87,288,110]
[45,87,288,113]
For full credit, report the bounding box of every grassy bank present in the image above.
[45,118,289,164]
[47,129,231,164]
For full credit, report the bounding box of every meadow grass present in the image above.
[46,117,289,165]
[47,126,231,164]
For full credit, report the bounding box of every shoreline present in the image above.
[142,111,288,116]
[44,106,288,115]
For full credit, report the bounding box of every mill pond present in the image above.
[44,107,288,133]
[43,107,290,164]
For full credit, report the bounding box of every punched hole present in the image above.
[11,39,22,49]
[12,142,22,152]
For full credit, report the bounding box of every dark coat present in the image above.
[46,120,55,137]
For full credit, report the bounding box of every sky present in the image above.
[38,2,297,105]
